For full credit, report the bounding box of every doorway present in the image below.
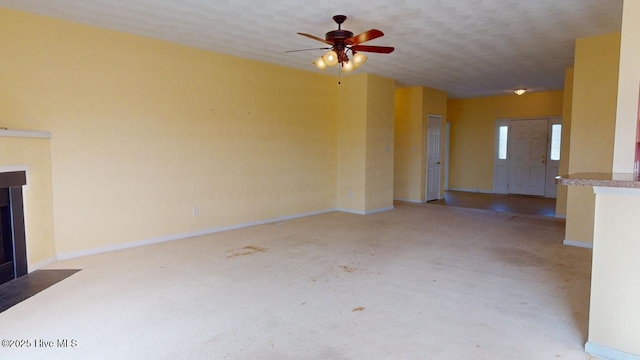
[426,115,443,201]
[493,117,562,197]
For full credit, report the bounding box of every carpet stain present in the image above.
[352,306,365,312]
[226,246,268,258]
[493,248,544,267]
[339,265,357,273]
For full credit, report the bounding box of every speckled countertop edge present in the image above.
[556,173,640,189]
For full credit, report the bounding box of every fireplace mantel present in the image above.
[0,129,51,139]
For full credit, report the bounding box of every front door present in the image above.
[426,115,442,201]
[508,119,548,196]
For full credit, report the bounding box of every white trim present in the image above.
[495,116,563,123]
[393,198,423,204]
[28,256,58,272]
[585,341,640,360]
[337,208,366,215]
[448,188,494,194]
[563,239,593,249]
[57,208,336,261]
[336,206,395,215]
[594,186,640,196]
[555,213,567,219]
[0,129,51,139]
[444,122,450,191]
[426,114,444,201]
[494,119,511,194]
[364,206,394,215]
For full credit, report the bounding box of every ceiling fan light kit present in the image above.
[294,15,394,75]
[313,57,327,70]
[514,88,527,95]
[352,52,368,67]
[341,60,355,73]
[322,50,339,67]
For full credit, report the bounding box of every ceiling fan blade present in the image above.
[285,47,332,53]
[297,32,334,45]
[351,45,395,54]
[345,29,384,46]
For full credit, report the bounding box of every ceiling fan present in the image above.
[288,15,395,73]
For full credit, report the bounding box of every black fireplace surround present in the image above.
[0,171,27,286]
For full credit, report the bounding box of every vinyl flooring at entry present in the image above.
[429,190,557,218]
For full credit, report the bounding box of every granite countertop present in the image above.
[556,172,640,188]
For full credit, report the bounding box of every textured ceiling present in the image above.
[0,0,623,98]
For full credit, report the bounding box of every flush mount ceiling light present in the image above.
[287,15,394,75]
[514,88,527,96]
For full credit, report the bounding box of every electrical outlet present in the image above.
[192,207,199,216]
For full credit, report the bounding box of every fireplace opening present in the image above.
[0,171,27,286]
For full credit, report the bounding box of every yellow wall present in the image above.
[394,87,423,201]
[587,3,640,357]
[612,0,640,172]
[589,188,640,356]
[364,75,396,212]
[337,73,396,213]
[447,91,564,191]
[564,32,620,245]
[337,75,367,212]
[1,8,338,256]
[393,86,447,202]
[555,68,574,217]
[0,137,55,266]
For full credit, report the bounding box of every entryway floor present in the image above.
[429,190,557,218]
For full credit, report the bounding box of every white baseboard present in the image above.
[563,239,593,249]
[393,198,423,204]
[585,341,640,360]
[337,206,395,215]
[28,256,58,272]
[57,208,336,261]
[364,206,394,215]
[448,188,494,194]
[337,208,366,215]
[555,214,566,219]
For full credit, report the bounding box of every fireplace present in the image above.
[0,171,27,286]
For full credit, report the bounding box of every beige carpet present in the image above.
[0,202,593,359]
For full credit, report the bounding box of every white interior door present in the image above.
[508,119,548,196]
[426,115,442,201]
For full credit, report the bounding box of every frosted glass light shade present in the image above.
[352,52,368,68]
[514,88,527,95]
[313,57,327,70]
[341,60,355,72]
[322,50,339,66]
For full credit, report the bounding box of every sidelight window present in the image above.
[550,124,562,161]
[498,125,509,160]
